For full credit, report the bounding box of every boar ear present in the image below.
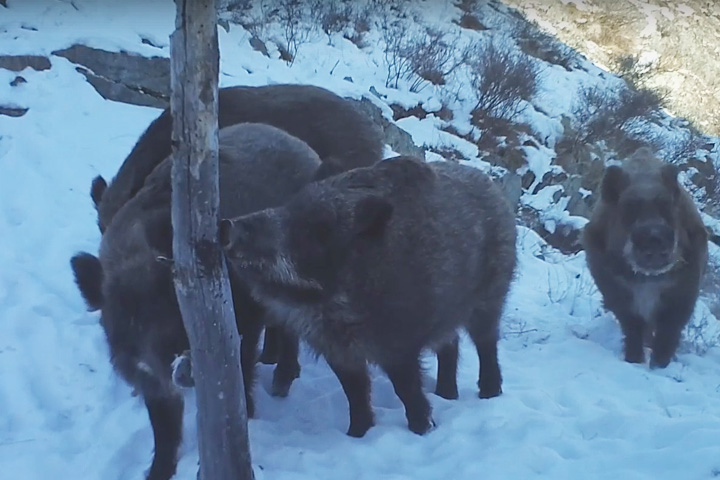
[600,165,629,204]
[70,252,104,311]
[90,175,107,209]
[218,218,234,249]
[354,196,393,237]
[660,163,680,196]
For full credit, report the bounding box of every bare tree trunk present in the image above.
[169,1,254,479]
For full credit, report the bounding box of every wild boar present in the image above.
[582,147,708,367]
[219,157,517,437]
[71,123,322,480]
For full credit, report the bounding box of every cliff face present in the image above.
[503,0,720,136]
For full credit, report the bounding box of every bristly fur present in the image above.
[223,156,517,438]
[93,83,383,233]
[70,123,325,480]
[582,147,708,368]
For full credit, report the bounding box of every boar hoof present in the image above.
[271,376,293,398]
[346,416,374,438]
[259,348,280,365]
[478,385,502,399]
[408,416,436,435]
[649,355,670,369]
[624,350,645,364]
[435,384,459,400]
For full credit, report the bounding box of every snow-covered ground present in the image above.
[2,1,720,479]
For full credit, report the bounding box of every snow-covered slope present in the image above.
[1,1,720,479]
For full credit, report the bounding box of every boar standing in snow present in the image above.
[219,156,517,437]
[71,123,323,480]
[582,147,708,368]
[87,83,384,365]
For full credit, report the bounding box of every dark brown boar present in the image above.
[582,147,709,368]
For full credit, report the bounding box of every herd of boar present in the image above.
[69,83,709,480]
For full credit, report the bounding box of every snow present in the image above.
[2,1,720,479]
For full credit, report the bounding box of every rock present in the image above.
[562,174,595,218]
[249,36,269,57]
[0,106,28,117]
[521,170,536,190]
[684,155,719,216]
[350,97,426,159]
[518,206,583,255]
[10,76,27,87]
[52,45,170,108]
[391,103,428,121]
[455,14,486,31]
[0,55,51,72]
[700,253,720,319]
[491,169,522,213]
[498,147,529,172]
[42,41,435,164]
[544,222,583,254]
[43,44,422,161]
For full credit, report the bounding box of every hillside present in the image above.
[502,0,720,136]
[1,1,720,479]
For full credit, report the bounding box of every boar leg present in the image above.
[272,328,301,397]
[383,357,434,435]
[649,324,682,368]
[228,270,264,418]
[616,312,646,364]
[327,359,374,437]
[259,326,282,365]
[239,315,263,418]
[467,308,503,399]
[144,392,184,480]
[650,300,694,368]
[434,336,459,400]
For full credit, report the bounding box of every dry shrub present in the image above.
[468,39,541,121]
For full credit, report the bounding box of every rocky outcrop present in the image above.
[492,168,523,214]
[350,97,426,159]
[46,44,428,161]
[0,55,51,72]
[0,106,28,117]
[52,45,170,108]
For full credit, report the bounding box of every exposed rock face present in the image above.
[0,55,51,72]
[0,55,49,119]
[45,45,428,162]
[350,97,426,159]
[494,169,523,214]
[0,106,28,117]
[52,45,170,108]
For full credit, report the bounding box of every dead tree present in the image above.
[169,0,254,479]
